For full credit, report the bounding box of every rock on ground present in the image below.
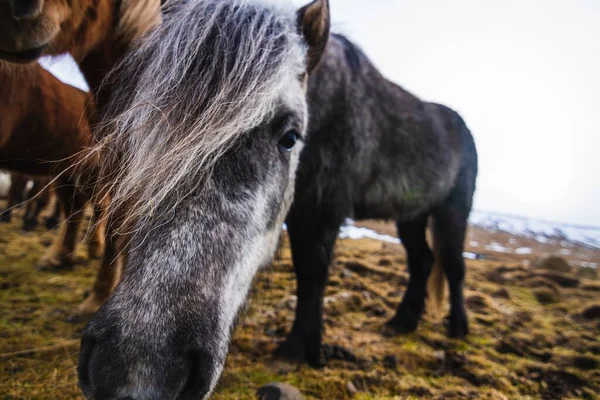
[257,382,304,400]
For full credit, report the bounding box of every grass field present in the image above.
[1,207,599,399]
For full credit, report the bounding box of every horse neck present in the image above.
[47,0,116,65]
[67,0,120,109]
[78,39,124,110]
[76,0,161,110]
[0,65,39,149]
[0,64,36,100]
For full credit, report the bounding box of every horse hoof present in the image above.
[305,354,326,369]
[36,258,74,272]
[274,337,306,364]
[321,344,357,365]
[447,308,469,339]
[448,320,469,339]
[45,217,59,230]
[274,336,326,368]
[382,317,418,336]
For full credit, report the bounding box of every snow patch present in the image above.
[536,236,550,244]
[339,222,400,244]
[485,242,511,253]
[0,173,9,198]
[515,247,533,255]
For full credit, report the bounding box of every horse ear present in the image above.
[296,0,330,73]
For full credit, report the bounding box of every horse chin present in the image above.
[0,44,47,64]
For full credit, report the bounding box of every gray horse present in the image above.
[77,0,330,398]
[276,33,478,366]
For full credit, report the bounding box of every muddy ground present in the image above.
[1,204,599,399]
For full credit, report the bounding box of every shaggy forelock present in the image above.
[91,0,306,233]
[114,0,162,47]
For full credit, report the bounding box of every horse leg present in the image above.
[70,214,121,321]
[275,211,341,367]
[86,201,106,259]
[432,197,470,338]
[383,214,433,335]
[37,177,86,270]
[1,173,27,223]
[44,189,61,230]
[22,178,49,231]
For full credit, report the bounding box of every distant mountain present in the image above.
[469,210,600,250]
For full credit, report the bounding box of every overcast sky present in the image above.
[43,0,600,226]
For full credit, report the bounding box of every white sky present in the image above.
[42,0,600,226]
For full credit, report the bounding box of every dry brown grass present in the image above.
[1,206,599,399]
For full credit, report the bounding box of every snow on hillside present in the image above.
[469,210,600,249]
[341,212,600,251]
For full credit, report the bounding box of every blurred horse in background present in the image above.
[0,173,61,230]
[0,0,161,317]
[0,65,103,265]
[0,0,161,104]
[0,174,34,226]
[21,177,61,231]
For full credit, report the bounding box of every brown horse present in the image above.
[0,65,104,264]
[0,0,161,100]
[20,177,62,231]
[0,173,61,230]
[0,173,29,224]
[0,0,161,317]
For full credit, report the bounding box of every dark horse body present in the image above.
[277,34,478,366]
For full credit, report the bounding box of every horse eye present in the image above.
[278,130,300,152]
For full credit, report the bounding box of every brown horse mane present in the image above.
[114,0,162,50]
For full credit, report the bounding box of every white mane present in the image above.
[91,0,306,232]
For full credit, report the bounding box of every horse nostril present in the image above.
[180,350,215,398]
[10,0,44,20]
[77,334,96,388]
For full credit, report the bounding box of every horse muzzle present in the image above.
[78,318,219,400]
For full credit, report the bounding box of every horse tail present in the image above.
[426,217,446,319]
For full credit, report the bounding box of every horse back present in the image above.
[300,34,475,221]
[0,66,96,175]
